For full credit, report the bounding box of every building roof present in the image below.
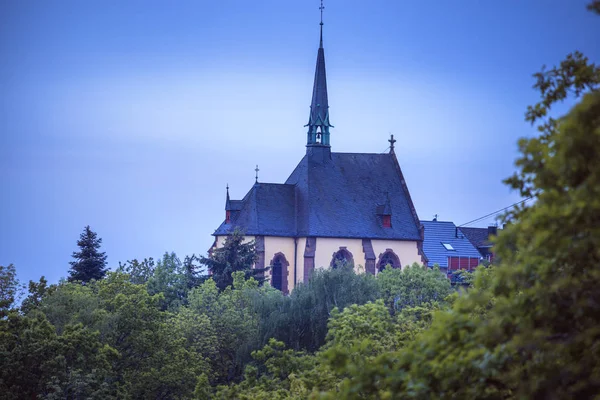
[215,183,297,237]
[460,227,493,248]
[420,220,482,267]
[214,151,422,240]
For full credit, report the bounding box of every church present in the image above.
[211,12,426,293]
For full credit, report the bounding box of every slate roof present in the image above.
[420,220,482,267]
[213,150,422,241]
[460,227,493,248]
[214,183,296,237]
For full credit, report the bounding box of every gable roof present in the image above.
[420,220,482,267]
[460,227,494,248]
[214,151,422,241]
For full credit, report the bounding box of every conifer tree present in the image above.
[200,229,265,291]
[68,225,108,283]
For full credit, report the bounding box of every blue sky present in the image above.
[1,0,599,286]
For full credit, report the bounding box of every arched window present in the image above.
[378,249,401,272]
[270,253,289,294]
[330,247,354,269]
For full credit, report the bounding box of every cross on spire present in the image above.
[255,165,260,183]
[320,0,324,25]
[389,134,396,153]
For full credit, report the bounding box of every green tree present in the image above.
[117,257,155,284]
[200,229,263,291]
[0,311,118,399]
[21,273,209,398]
[188,272,267,383]
[376,263,453,312]
[147,252,190,311]
[0,264,24,318]
[68,225,108,283]
[268,264,380,352]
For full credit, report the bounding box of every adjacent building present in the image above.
[420,220,482,277]
[461,226,500,262]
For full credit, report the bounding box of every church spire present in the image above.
[225,184,231,209]
[306,0,333,148]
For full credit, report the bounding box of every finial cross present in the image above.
[255,165,260,183]
[320,0,324,25]
[388,134,396,152]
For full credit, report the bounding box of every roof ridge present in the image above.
[331,151,388,155]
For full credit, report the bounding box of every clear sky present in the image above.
[1,0,599,286]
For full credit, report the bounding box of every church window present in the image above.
[330,247,353,268]
[378,249,401,272]
[270,253,289,294]
[226,210,231,224]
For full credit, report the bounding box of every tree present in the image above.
[147,252,189,311]
[0,310,119,399]
[262,264,380,352]
[68,226,108,283]
[188,272,266,383]
[376,263,453,313]
[200,229,263,291]
[0,264,24,318]
[117,257,155,285]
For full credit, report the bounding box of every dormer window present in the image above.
[226,210,231,224]
[382,215,391,228]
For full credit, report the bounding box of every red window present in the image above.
[226,210,231,223]
[448,257,480,271]
[383,215,391,228]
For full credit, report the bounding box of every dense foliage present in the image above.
[0,260,451,399]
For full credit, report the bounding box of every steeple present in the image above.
[306,0,333,148]
[225,184,231,223]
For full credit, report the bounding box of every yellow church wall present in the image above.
[215,235,308,291]
[295,237,307,286]
[214,235,422,289]
[314,238,365,272]
[263,236,296,291]
[371,239,422,271]
[214,235,256,248]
